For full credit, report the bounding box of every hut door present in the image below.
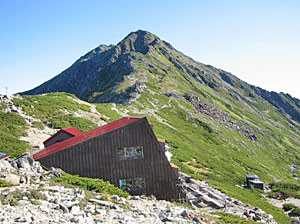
[119,177,146,195]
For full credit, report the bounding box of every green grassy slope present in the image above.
[7,30,300,223]
[90,48,300,222]
[2,89,298,222]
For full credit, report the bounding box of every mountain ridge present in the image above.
[21,30,300,125]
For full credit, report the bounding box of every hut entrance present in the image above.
[119,177,146,195]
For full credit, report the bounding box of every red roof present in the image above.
[43,127,83,145]
[62,127,83,136]
[34,117,144,160]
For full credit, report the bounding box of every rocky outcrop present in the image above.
[0,94,40,126]
[251,86,300,123]
[95,81,145,105]
[183,93,258,141]
[0,154,61,186]
[179,172,276,223]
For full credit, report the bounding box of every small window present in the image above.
[117,146,143,160]
[119,177,146,194]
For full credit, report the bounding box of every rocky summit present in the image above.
[22,30,300,124]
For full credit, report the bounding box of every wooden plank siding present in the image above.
[44,132,73,148]
[38,118,179,201]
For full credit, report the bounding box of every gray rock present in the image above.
[39,201,50,214]
[62,200,80,208]
[95,208,106,216]
[59,204,69,213]
[14,217,27,222]
[111,194,120,201]
[5,173,20,185]
[9,160,18,170]
[70,206,83,216]
[89,199,116,208]
[48,167,62,177]
[70,216,79,223]
[75,189,85,200]
[192,216,202,223]
[180,210,189,218]
[19,176,26,184]
[0,160,14,172]
[53,196,61,204]
[16,157,31,170]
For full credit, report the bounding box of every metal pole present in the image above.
[5,86,7,95]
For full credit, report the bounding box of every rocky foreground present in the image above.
[0,155,280,224]
[0,156,215,224]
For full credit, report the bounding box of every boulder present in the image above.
[0,160,14,173]
[48,167,62,178]
[89,199,116,209]
[5,174,20,185]
[110,195,120,201]
[70,206,83,216]
[59,204,69,213]
[16,157,32,170]
[180,210,189,218]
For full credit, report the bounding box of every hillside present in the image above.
[6,30,300,223]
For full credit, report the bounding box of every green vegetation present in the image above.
[283,203,296,212]
[0,102,7,110]
[0,111,30,157]
[32,121,44,130]
[0,179,13,187]
[13,92,95,132]
[174,202,195,210]
[51,172,129,198]
[48,114,97,132]
[289,207,300,217]
[270,182,300,199]
[0,189,46,206]
[213,212,257,224]
[95,103,123,122]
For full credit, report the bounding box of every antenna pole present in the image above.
[5,86,7,95]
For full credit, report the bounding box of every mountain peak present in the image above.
[118,30,160,54]
[124,29,159,41]
[21,30,300,124]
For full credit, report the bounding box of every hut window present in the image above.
[119,177,145,194]
[117,146,144,160]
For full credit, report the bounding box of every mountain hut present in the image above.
[33,117,180,201]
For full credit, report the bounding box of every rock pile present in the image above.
[0,155,278,223]
[0,94,20,114]
[183,92,258,141]
[0,94,41,126]
[179,172,277,224]
[0,156,219,223]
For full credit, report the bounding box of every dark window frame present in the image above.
[117,146,144,160]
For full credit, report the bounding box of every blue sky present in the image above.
[1,1,300,98]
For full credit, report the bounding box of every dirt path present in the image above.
[269,197,300,208]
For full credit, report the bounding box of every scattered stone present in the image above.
[5,173,20,185]
[110,194,120,201]
[180,210,189,218]
[89,199,116,209]
[0,150,277,224]
[70,206,83,216]
[59,204,69,213]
